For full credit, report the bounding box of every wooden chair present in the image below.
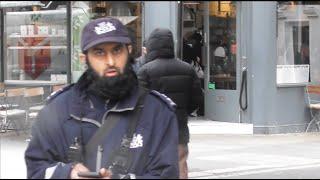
[0,83,5,105]
[51,84,67,93]
[0,88,26,134]
[0,82,5,92]
[24,87,45,129]
[24,87,45,110]
[305,84,320,132]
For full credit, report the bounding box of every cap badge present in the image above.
[94,21,116,35]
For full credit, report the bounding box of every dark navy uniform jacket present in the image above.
[24,83,179,179]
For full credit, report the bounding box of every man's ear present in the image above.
[79,53,86,64]
[128,45,133,54]
[142,47,147,55]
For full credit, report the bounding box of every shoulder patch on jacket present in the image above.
[45,84,74,104]
[150,90,176,111]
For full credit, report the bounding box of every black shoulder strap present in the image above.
[126,87,148,139]
[108,87,149,175]
[84,87,149,173]
[84,112,121,160]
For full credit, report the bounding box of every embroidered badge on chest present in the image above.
[130,134,143,148]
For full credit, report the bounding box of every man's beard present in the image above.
[77,58,138,101]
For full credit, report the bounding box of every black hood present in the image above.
[145,28,175,63]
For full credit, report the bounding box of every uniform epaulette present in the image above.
[45,84,74,105]
[150,90,176,111]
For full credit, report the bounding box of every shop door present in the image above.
[204,1,243,123]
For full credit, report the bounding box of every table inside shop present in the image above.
[212,74,236,89]
[4,80,67,97]
[4,80,66,86]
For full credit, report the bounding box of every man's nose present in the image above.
[105,54,115,66]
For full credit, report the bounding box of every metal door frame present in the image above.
[204,1,248,123]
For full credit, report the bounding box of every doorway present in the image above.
[203,1,243,123]
[179,1,205,117]
[179,1,249,122]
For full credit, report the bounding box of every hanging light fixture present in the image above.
[108,2,138,25]
[183,6,194,21]
[108,2,132,16]
[183,6,195,28]
[218,1,231,13]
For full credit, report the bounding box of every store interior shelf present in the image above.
[6,9,66,15]
[9,34,67,38]
[8,46,67,50]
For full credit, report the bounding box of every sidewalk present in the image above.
[188,116,253,135]
[1,118,320,179]
[187,117,320,179]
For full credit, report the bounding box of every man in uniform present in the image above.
[25,17,179,179]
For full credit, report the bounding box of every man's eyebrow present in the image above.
[92,47,104,51]
[113,44,124,50]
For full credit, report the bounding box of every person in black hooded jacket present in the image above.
[137,28,202,179]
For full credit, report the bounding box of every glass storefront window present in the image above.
[4,3,68,83]
[277,1,320,84]
[209,1,237,90]
[71,1,143,82]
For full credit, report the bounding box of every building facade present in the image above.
[0,1,317,134]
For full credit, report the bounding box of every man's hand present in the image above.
[70,163,90,179]
[70,163,113,179]
[99,168,113,179]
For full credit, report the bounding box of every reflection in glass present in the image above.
[209,1,236,90]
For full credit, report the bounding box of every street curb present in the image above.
[189,118,253,135]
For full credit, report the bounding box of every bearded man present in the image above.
[25,17,179,179]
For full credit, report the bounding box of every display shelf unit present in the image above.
[4,8,68,83]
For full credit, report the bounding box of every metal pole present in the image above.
[1,8,4,82]
[67,1,71,84]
